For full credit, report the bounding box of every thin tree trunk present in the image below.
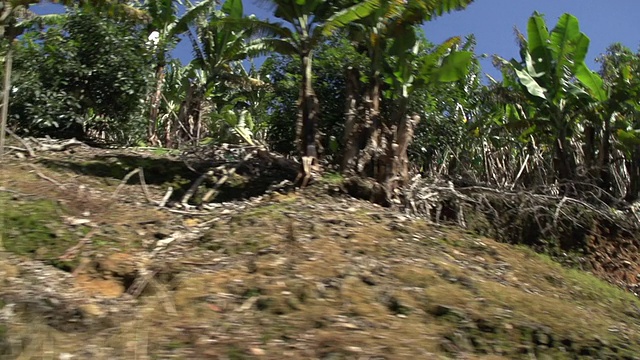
[299,51,318,158]
[0,40,13,253]
[625,145,640,202]
[583,124,596,176]
[599,113,612,194]
[341,66,360,172]
[554,123,577,184]
[148,64,165,147]
[0,43,12,161]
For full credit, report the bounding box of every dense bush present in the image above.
[10,10,152,143]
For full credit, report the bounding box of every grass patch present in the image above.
[515,245,640,306]
[1,194,83,270]
[319,172,344,185]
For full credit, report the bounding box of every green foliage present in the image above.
[260,36,369,155]
[598,44,640,156]
[408,36,484,173]
[10,10,152,142]
[495,12,606,181]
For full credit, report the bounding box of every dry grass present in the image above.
[2,150,640,359]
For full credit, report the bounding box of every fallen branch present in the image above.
[158,186,173,207]
[181,171,209,206]
[58,228,99,261]
[128,269,160,298]
[0,187,36,197]
[26,163,64,187]
[5,128,35,157]
[5,146,28,154]
[137,168,154,204]
[111,168,141,199]
[202,151,255,202]
[38,138,86,152]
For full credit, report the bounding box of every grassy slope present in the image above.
[0,149,640,359]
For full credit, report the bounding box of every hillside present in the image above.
[1,142,640,359]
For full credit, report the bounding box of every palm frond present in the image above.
[16,12,65,33]
[168,0,216,38]
[220,16,293,41]
[246,37,298,58]
[321,0,380,36]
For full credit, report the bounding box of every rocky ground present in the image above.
[1,140,640,359]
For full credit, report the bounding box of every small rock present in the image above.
[340,323,360,330]
[64,216,92,226]
[360,273,376,286]
[249,347,266,356]
[237,296,259,312]
[79,303,104,317]
[344,346,363,353]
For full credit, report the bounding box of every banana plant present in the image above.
[182,0,264,146]
[143,0,217,146]
[227,0,379,158]
[596,44,640,200]
[328,0,474,188]
[499,12,606,183]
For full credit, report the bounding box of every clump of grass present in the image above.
[2,194,82,270]
[320,172,344,185]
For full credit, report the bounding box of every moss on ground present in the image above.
[1,194,83,270]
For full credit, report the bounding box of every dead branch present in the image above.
[37,138,86,152]
[111,167,158,205]
[128,269,160,298]
[111,168,141,199]
[0,187,36,197]
[552,196,569,228]
[181,171,209,205]
[5,128,35,157]
[137,168,154,204]
[158,186,173,207]
[58,228,99,261]
[26,164,65,187]
[182,147,263,205]
[5,146,28,154]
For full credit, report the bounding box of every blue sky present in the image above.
[33,0,640,81]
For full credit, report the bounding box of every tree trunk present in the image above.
[0,42,13,161]
[298,51,319,158]
[341,75,419,204]
[625,145,640,202]
[148,64,165,147]
[583,124,596,176]
[554,127,577,185]
[598,113,612,195]
[341,66,360,172]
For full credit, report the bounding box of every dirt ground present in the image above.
[1,141,640,359]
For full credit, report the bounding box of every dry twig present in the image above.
[111,168,141,199]
[5,128,35,157]
[158,186,173,207]
[26,163,64,187]
[58,228,99,261]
